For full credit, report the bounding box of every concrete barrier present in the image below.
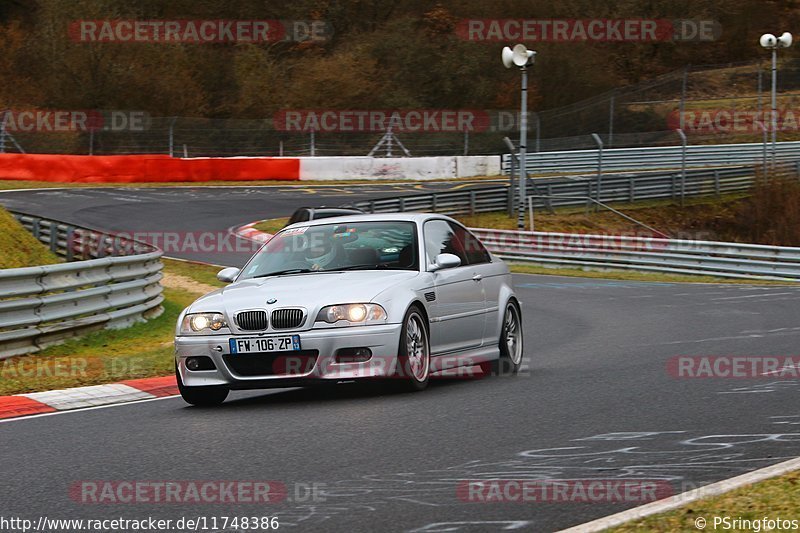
[299,155,501,180]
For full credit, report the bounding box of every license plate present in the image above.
[229,335,301,354]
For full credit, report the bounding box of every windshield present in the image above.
[239,221,418,279]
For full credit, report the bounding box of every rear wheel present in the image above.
[394,306,431,392]
[176,364,229,406]
[488,301,524,376]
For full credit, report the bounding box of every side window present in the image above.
[451,223,491,265]
[424,220,467,266]
[288,209,308,225]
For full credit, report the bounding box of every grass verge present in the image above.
[0,258,224,396]
[253,217,288,234]
[609,470,800,532]
[507,263,787,285]
[0,206,60,268]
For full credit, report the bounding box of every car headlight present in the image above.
[315,304,387,326]
[180,313,228,334]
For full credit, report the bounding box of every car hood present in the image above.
[189,270,420,314]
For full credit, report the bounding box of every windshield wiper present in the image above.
[330,264,392,271]
[252,268,313,278]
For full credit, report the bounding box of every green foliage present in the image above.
[1,1,799,118]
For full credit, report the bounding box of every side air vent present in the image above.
[424,291,436,302]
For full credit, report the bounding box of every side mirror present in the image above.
[430,253,461,272]
[217,267,241,283]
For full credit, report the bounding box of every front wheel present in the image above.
[394,306,431,392]
[176,364,229,406]
[489,301,524,376]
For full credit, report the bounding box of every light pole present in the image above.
[502,44,536,229]
[759,32,793,168]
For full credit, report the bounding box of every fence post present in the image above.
[0,110,8,153]
[169,117,176,157]
[591,133,603,211]
[608,91,615,148]
[310,128,316,157]
[279,140,284,157]
[676,129,687,207]
[463,129,469,156]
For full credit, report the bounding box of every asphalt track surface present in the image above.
[1,184,800,532]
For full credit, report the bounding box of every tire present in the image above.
[176,364,229,406]
[394,306,431,392]
[490,301,524,376]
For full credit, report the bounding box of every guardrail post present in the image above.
[49,230,59,255]
[671,174,677,199]
[369,200,375,214]
[32,218,40,240]
[399,197,406,212]
[629,177,635,202]
[65,227,75,262]
[432,193,438,212]
[714,170,721,197]
[469,190,476,215]
[546,184,554,213]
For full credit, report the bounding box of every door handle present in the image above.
[472,274,483,282]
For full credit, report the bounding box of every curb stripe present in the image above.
[121,376,179,397]
[0,396,56,419]
[0,375,177,420]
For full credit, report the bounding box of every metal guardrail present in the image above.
[503,141,800,175]
[470,228,800,282]
[0,213,164,358]
[353,161,800,215]
[350,163,800,281]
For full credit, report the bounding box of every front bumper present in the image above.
[175,323,403,389]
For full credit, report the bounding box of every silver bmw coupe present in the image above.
[174,213,524,405]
